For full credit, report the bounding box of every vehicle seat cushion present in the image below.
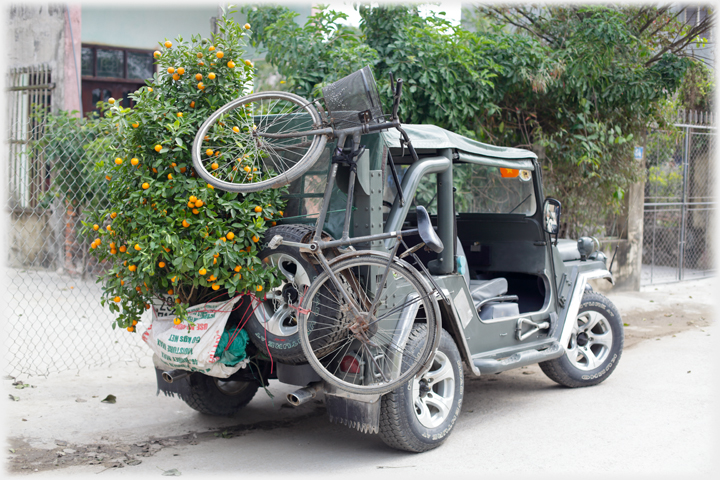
[479,302,519,321]
[468,278,508,307]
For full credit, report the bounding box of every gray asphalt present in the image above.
[4,278,719,477]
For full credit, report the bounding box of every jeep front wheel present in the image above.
[540,292,624,387]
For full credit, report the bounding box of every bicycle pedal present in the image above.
[268,235,283,250]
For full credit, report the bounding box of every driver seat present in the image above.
[457,241,519,319]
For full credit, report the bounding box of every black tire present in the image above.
[191,91,326,193]
[182,373,259,416]
[379,326,464,453]
[244,224,343,365]
[540,292,624,388]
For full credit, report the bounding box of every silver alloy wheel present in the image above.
[412,350,455,428]
[253,253,312,337]
[566,310,614,371]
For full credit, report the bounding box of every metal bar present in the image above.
[341,168,356,241]
[6,83,56,92]
[644,201,716,207]
[678,126,690,281]
[313,162,339,243]
[387,151,404,206]
[317,229,419,249]
[383,156,451,250]
[672,124,716,130]
[651,208,656,284]
[435,149,454,274]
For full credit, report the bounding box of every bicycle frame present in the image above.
[263,76,441,389]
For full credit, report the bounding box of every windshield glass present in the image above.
[454,163,536,215]
[383,162,536,216]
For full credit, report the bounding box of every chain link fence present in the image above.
[642,111,716,285]
[5,64,716,375]
[6,65,147,377]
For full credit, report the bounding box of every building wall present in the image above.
[6,4,82,270]
[7,4,79,113]
[81,6,221,51]
[64,5,81,113]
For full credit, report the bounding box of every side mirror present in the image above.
[543,198,561,237]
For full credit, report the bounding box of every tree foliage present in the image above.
[247,3,708,236]
[246,5,377,99]
[84,11,286,332]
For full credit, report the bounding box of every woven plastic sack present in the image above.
[142,296,248,378]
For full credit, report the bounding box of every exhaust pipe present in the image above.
[162,369,190,384]
[287,382,323,407]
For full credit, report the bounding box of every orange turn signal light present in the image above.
[500,168,519,178]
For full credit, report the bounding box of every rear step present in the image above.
[472,341,563,375]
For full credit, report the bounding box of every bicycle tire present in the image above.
[297,255,438,395]
[191,91,327,193]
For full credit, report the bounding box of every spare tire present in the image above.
[243,224,344,365]
[182,373,258,416]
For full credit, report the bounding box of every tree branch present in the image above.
[645,7,685,39]
[644,14,714,65]
[627,5,651,28]
[636,6,669,36]
[488,7,556,45]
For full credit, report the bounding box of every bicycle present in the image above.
[191,67,445,395]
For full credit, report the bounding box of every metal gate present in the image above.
[642,111,715,285]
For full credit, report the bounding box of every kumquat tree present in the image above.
[84,11,286,333]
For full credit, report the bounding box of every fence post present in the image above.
[678,126,690,281]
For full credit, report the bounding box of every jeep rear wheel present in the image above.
[379,326,464,453]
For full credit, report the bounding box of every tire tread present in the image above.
[540,292,623,388]
[379,326,463,453]
[379,325,432,453]
[182,374,259,416]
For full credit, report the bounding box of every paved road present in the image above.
[5,279,718,477]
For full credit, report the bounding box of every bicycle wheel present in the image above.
[298,255,439,395]
[192,91,327,193]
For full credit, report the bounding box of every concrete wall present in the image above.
[63,4,81,113]
[590,180,645,293]
[81,4,312,60]
[6,4,82,270]
[7,4,78,113]
[81,6,220,51]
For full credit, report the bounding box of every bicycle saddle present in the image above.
[416,205,443,253]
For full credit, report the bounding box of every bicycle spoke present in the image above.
[299,255,437,394]
[194,92,324,192]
